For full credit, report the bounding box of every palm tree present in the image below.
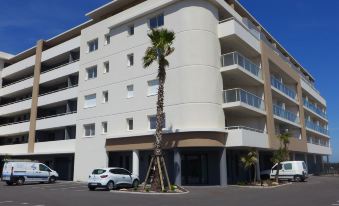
[271,132,291,183]
[240,149,258,184]
[142,28,175,191]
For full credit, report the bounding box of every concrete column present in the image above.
[132,150,139,176]
[292,152,296,161]
[313,154,317,164]
[220,147,227,186]
[326,155,329,163]
[304,153,308,164]
[256,150,261,182]
[174,149,181,186]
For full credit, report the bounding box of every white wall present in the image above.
[74,0,225,181]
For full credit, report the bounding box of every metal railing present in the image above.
[305,119,329,136]
[0,85,78,107]
[221,52,262,79]
[273,105,300,124]
[270,76,297,100]
[307,137,329,147]
[303,98,327,119]
[223,88,265,110]
[225,126,265,133]
[0,111,77,127]
[40,59,79,74]
[2,75,34,88]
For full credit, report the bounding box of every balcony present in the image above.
[36,111,77,130]
[0,143,28,155]
[34,139,76,154]
[305,119,329,136]
[221,52,263,82]
[307,142,332,155]
[271,76,297,101]
[38,85,78,106]
[303,98,327,120]
[0,120,30,136]
[0,98,32,116]
[225,126,269,148]
[223,89,265,116]
[273,105,300,125]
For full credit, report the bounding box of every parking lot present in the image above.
[0,176,339,206]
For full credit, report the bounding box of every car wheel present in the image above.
[88,186,96,191]
[294,175,301,182]
[132,180,139,188]
[49,176,56,184]
[16,177,25,186]
[106,181,114,191]
[6,181,13,186]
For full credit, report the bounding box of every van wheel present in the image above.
[106,181,114,191]
[294,175,301,182]
[49,176,56,184]
[6,181,13,186]
[16,177,25,186]
[88,186,96,191]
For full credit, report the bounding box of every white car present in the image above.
[88,167,139,191]
[270,161,308,182]
[2,161,59,185]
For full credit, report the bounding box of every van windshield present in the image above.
[92,169,106,175]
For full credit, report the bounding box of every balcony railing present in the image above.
[40,59,79,74]
[0,85,78,107]
[305,119,329,136]
[273,105,300,124]
[303,98,327,119]
[270,76,297,100]
[221,52,262,79]
[307,137,329,147]
[226,126,265,133]
[223,88,265,111]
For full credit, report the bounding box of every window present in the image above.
[127,54,134,67]
[102,91,108,103]
[149,115,165,130]
[147,79,159,96]
[127,118,133,131]
[102,122,108,134]
[93,169,106,175]
[86,66,97,80]
[149,14,164,29]
[84,94,96,108]
[84,124,95,137]
[283,163,292,170]
[128,25,134,36]
[127,85,134,98]
[39,164,51,172]
[104,34,110,45]
[87,38,98,52]
[103,61,109,73]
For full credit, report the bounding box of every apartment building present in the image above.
[0,0,332,185]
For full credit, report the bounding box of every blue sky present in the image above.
[0,1,338,162]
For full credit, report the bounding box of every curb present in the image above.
[229,182,292,189]
[110,187,189,195]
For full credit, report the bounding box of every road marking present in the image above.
[331,204,339,206]
[0,201,13,204]
[20,203,29,205]
[74,190,87,192]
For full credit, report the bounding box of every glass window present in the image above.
[302,162,307,170]
[102,122,108,134]
[128,25,134,36]
[88,39,98,52]
[104,34,110,45]
[120,169,131,175]
[149,115,165,130]
[103,61,109,73]
[102,91,108,103]
[109,169,118,174]
[149,14,164,29]
[127,118,133,131]
[127,85,134,98]
[283,163,292,170]
[39,164,51,172]
[84,94,96,108]
[93,169,106,175]
[84,124,95,137]
[86,66,97,80]
[147,79,159,96]
[127,54,134,67]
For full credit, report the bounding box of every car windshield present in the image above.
[92,169,106,175]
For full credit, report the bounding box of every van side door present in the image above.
[282,163,293,178]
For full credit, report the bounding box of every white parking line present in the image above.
[0,201,13,204]
[20,203,29,205]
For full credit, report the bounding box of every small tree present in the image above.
[271,132,291,183]
[240,149,258,184]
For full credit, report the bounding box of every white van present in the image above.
[1,160,59,185]
[270,161,308,182]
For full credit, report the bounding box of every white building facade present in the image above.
[0,0,331,185]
